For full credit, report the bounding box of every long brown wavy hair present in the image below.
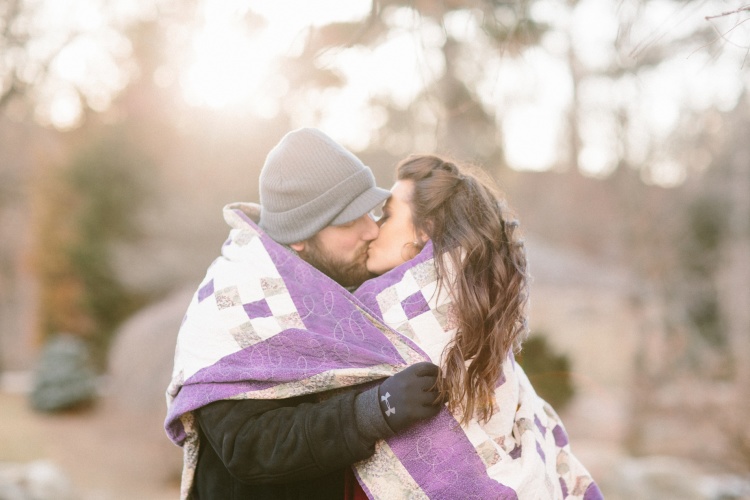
[397,154,529,425]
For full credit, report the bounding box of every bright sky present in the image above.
[177,0,443,150]
[179,0,372,111]
[26,0,152,128]
[34,0,750,184]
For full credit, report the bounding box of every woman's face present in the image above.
[367,179,425,275]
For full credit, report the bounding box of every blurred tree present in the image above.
[705,94,750,471]
[630,91,749,380]
[680,197,729,346]
[31,130,154,370]
[259,0,740,185]
[0,0,34,111]
[0,0,168,127]
[276,0,546,165]
[621,92,750,469]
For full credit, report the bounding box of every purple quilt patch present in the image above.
[559,477,569,498]
[536,441,546,463]
[553,425,569,447]
[584,481,605,500]
[388,410,517,499]
[402,291,428,319]
[198,279,214,302]
[495,368,507,388]
[243,299,272,318]
[534,414,546,436]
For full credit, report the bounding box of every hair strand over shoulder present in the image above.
[397,154,529,425]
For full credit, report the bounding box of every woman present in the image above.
[366,154,527,425]
[352,154,601,499]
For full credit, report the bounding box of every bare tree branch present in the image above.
[345,0,381,47]
[0,81,23,110]
[705,5,750,21]
[702,7,750,67]
[1,0,23,38]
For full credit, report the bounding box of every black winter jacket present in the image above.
[192,385,392,499]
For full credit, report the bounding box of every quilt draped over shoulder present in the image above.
[165,202,602,500]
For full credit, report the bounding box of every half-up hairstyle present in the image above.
[396,154,529,425]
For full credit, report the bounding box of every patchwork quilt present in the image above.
[165,202,602,499]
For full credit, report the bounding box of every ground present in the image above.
[0,391,181,500]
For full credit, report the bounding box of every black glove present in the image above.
[378,361,441,433]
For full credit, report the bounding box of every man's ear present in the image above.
[290,241,305,252]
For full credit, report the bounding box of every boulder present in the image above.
[102,286,195,480]
[0,460,73,500]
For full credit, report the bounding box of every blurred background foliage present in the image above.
[30,131,154,369]
[517,333,576,411]
[1,0,749,487]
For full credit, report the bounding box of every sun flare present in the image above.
[179,0,371,114]
[180,10,274,110]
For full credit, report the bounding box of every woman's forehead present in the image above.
[389,180,414,202]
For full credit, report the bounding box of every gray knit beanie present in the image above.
[258,128,390,244]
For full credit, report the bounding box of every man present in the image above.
[178,128,441,499]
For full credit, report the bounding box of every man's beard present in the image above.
[298,237,374,289]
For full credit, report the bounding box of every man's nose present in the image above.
[360,213,379,241]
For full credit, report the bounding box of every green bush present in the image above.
[517,333,575,411]
[30,333,98,412]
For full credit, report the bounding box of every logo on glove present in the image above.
[381,392,396,416]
